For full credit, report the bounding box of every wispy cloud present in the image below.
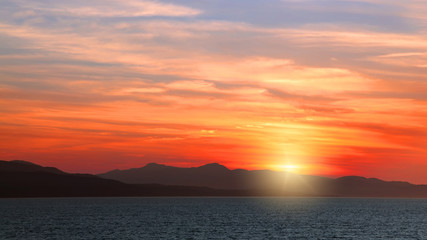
[11,0,201,17]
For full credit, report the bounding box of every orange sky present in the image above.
[1,0,427,183]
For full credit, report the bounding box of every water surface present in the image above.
[1,197,426,239]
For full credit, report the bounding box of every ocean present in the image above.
[1,197,426,239]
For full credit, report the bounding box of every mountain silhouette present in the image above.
[2,160,427,198]
[331,176,424,197]
[98,162,427,197]
[0,160,244,197]
[0,160,66,175]
[98,162,331,192]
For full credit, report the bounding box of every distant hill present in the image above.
[0,160,66,175]
[98,162,427,198]
[98,162,329,191]
[2,160,427,198]
[0,160,244,197]
[332,176,427,197]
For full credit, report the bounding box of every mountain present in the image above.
[0,160,246,197]
[331,176,427,197]
[98,162,330,192]
[0,160,66,175]
[98,162,427,197]
[99,162,332,192]
[99,162,248,189]
[2,160,427,198]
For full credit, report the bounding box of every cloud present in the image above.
[367,51,427,69]
[12,0,201,18]
[266,88,339,102]
[344,90,427,101]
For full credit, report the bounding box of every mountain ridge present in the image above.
[97,162,427,195]
[2,160,427,198]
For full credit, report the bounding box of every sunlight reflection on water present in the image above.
[1,197,426,239]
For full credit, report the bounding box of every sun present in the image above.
[279,164,300,173]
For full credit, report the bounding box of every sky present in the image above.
[0,0,427,183]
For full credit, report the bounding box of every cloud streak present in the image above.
[11,0,201,17]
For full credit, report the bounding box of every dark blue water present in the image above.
[1,197,426,239]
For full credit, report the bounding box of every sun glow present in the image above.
[279,164,301,173]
